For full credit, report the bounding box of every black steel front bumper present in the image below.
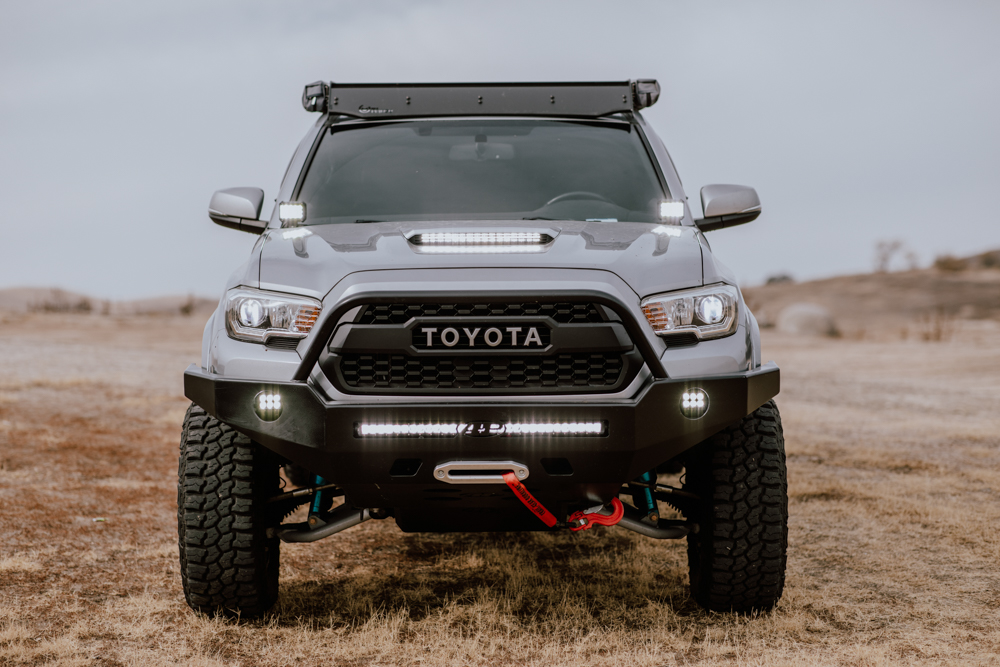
[183,363,778,531]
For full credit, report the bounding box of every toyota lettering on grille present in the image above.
[416,325,547,349]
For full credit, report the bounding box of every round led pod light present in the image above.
[254,391,283,422]
[680,388,709,420]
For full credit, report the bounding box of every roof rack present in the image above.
[301,80,660,119]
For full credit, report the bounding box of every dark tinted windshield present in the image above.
[296,119,666,224]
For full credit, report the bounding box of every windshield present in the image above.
[296,119,666,225]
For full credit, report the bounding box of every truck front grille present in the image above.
[339,352,625,391]
[358,302,603,325]
[323,300,643,395]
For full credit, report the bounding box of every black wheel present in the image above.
[683,400,788,613]
[177,403,281,618]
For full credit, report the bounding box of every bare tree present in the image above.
[874,240,904,273]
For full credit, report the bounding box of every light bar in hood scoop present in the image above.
[407,231,555,254]
[410,232,554,245]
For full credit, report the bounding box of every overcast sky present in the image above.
[2,0,998,300]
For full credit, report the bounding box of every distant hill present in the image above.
[0,287,217,316]
[744,249,1000,336]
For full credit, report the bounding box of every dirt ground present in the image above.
[1,307,999,666]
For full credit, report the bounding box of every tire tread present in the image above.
[177,403,279,618]
[685,400,788,612]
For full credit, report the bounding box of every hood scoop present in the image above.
[406,230,556,254]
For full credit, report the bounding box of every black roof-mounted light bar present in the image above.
[301,80,660,119]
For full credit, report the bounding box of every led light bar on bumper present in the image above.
[356,421,607,438]
[225,288,321,344]
[640,283,739,341]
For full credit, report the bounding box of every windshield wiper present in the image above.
[354,219,385,224]
[521,216,569,221]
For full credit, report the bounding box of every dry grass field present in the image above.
[1,272,999,665]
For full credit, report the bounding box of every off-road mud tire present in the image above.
[683,400,787,613]
[177,403,281,618]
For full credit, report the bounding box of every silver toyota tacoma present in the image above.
[179,80,787,618]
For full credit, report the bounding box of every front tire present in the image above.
[177,404,281,618]
[683,400,788,612]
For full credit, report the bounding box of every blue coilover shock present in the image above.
[309,474,331,525]
[630,470,658,521]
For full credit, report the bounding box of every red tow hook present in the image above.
[568,498,624,532]
[502,471,624,531]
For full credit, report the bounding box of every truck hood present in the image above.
[254,220,707,300]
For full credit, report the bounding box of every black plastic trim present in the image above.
[329,319,630,356]
[695,210,761,232]
[209,213,268,235]
[328,349,641,396]
[631,114,673,200]
[289,121,331,206]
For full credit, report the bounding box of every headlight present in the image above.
[640,283,739,340]
[225,288,321,344]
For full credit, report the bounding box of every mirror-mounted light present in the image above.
[278,202,306,225]
[659,200,684,222]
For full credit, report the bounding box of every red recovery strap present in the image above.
[502,472,557,528]
[502,471,626,531]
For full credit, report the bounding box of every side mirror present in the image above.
[208,188,267,234]
[695,184,761,232]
